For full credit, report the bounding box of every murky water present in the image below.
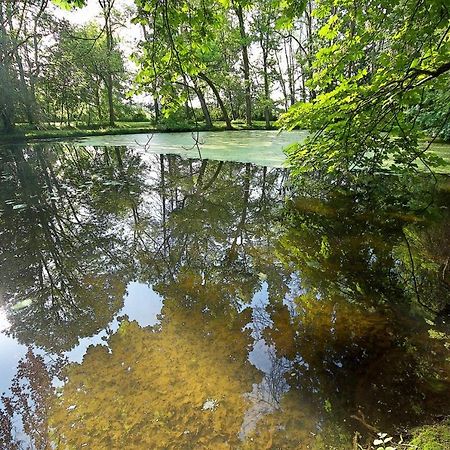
[0,143,449,449]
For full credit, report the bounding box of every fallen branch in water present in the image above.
[351,410,380,434]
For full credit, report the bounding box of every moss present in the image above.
[409,420,450,450]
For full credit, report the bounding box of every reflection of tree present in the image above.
[134,157,293,310]
[278,193,408,307]
[1,146,450,447]
[395,219,450,315]
[264,190,450,434]
[0,348,65,450]
[0,147,139,352]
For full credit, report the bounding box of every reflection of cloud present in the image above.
[240,342,292,440]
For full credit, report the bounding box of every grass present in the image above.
[0,120,277,144]
[408,419,450,450]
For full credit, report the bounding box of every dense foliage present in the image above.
[2,0,448,180]
[0,0,136,131]
[278,0,450,178]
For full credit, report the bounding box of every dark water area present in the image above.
[0,145,449,449]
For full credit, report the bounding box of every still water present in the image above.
[0,142,449,449]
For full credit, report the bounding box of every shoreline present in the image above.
[0,121,279,145]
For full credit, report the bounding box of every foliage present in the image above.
[278,0,450,179]
[39,20,127,125]
[409,419,450,450]
[52,0,87,8]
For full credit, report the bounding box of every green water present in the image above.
[0,141,449,449]
[74,130,450,173]
[76,129,307,167]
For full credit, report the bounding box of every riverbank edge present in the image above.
[0,121,279,145]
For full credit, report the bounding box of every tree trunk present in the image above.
[100,0,115,126]
[154,92,160,123]
[234,3,252,127]
[95,84,102,123]
[195,85,213,129]
[284,37,296,106]
[305,1,315,100]
[106,76,115,126]
[198,72,233,129]
[227,90,238,120]
[262,48,270,128]
[275,51,289,111]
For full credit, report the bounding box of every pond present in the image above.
[0,136,449,449]
[75,129,309,168]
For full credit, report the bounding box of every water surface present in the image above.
[0,141,449,449]
[75,129,308,167]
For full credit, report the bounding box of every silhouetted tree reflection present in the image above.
[0,147,140,352]
[0,348,66,450]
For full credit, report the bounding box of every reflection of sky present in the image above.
[0,328,28,394]
[240,281,293,440]
[66,282,163,363]
[0,282,164,393]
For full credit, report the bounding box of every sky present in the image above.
[51,0,141,55]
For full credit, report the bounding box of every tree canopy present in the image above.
[1,0,447,182]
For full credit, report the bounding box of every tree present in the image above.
[277,0,450,180]
[134,0,237,129]
[232,0,253,127]
[251,0,281,127]
[98,0,118,126]
[0,0,52,131]
[38,19,127,126]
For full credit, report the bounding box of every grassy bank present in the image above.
[0,120,277,144]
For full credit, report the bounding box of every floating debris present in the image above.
[202,398,219,411]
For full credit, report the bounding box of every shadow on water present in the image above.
[0,144,449,449]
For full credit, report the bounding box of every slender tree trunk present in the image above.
[195,85,213,129]
[198,72,233,129]
[234,3,252,127]
[262,48,270,128]
[153,92,160,123]
[227,90,238,120]
[305,1,315,100]
[95,81,102,122]
[275,51,289,111]
[100,0,115,126]
[106,78,115,126]
[284,37,296,106]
